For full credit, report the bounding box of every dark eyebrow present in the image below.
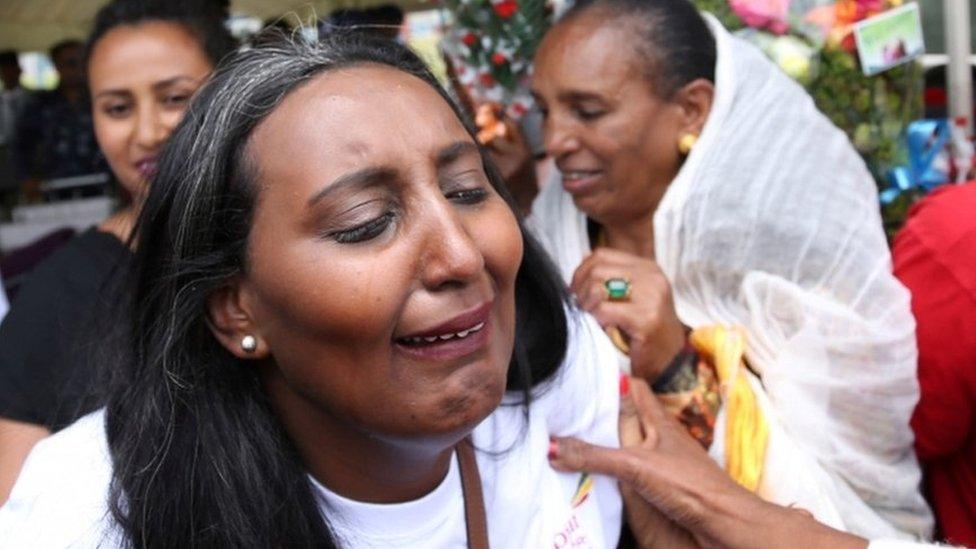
[436,141,481,168]
[559,90,606,103]
[306,141,478,208]
[93,89,130,100]
[152,75,202,92]
[306,166,396,208]
[93,76,202,99]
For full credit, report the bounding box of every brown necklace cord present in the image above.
[456,437,489,549]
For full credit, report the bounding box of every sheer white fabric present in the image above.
[529,14,932,540]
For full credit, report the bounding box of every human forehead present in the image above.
[249,65,474,179]
[88,21,211,90]
[534,15,646,97]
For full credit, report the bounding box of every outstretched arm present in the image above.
[549,376,867,549]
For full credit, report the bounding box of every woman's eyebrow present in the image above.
[560,90,604,103]
[436,141,480,168]
[307,166,396,208]
[93,76,202,99]
[152,75,203,91]
[93,89,131,99]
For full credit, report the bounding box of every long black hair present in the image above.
[105,31,569,548]
[562,0,716,99]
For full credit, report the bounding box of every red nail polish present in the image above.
[548,438,559,460]
[619,374,630,397]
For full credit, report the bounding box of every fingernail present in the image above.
[619,374,630,397]
[548,438,559,460]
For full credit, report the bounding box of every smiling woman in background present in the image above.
[0,0,235,503]
[528,0,932,539]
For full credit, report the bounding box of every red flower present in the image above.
[479,73,495,87]
[462,32,477,47]
[510,102,528,117]
[493,0,518,19]
[491,52,507,66]
[840,31,857,54]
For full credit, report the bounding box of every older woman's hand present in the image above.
[570,248,685,381]
[549,377,869,549]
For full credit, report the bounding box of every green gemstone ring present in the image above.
[604,277,631,301]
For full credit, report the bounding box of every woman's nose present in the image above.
[419,201,485,291]
[543,113,580,158]
[134,104,167,151]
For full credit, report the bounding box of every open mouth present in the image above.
[135,158,158,180]
[397,321,486,346]
[561,169,601,181]
[394,301,493,360]
[559,169,603,195]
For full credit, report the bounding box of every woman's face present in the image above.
[532,15,687,224]
[89,21,213,201]
[239,66,522,445]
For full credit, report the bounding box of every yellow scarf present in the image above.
[690,326,768,492]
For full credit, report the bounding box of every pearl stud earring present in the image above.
[241,334,257,353]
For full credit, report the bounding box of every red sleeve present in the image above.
[893,185,976,460]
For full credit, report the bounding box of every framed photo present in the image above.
[853,2,925,76]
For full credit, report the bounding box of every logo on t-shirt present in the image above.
[554,473,596,548]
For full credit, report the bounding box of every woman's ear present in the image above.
[675,78,714,136]
[206,279,269,359]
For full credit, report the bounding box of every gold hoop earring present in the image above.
[678,133,698,155]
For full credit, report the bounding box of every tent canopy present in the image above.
[0,0,430,52]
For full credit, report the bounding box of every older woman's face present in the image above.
[241,66,522,445]
[532,15,686,224]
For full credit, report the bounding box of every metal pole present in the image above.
[944,0,973,136]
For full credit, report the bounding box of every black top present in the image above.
[15,90,106,181]
[0,228,130,431]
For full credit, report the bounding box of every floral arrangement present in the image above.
[439,0,553,121]
[693,0,923,237]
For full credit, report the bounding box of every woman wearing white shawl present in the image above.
[528,0,932,540]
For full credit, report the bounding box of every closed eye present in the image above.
[328,212,396,244]
[446,187,488,205]
[573,107,605,121]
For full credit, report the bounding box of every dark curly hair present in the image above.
[562,0,716,99]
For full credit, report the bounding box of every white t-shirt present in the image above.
[0,313,622,548]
